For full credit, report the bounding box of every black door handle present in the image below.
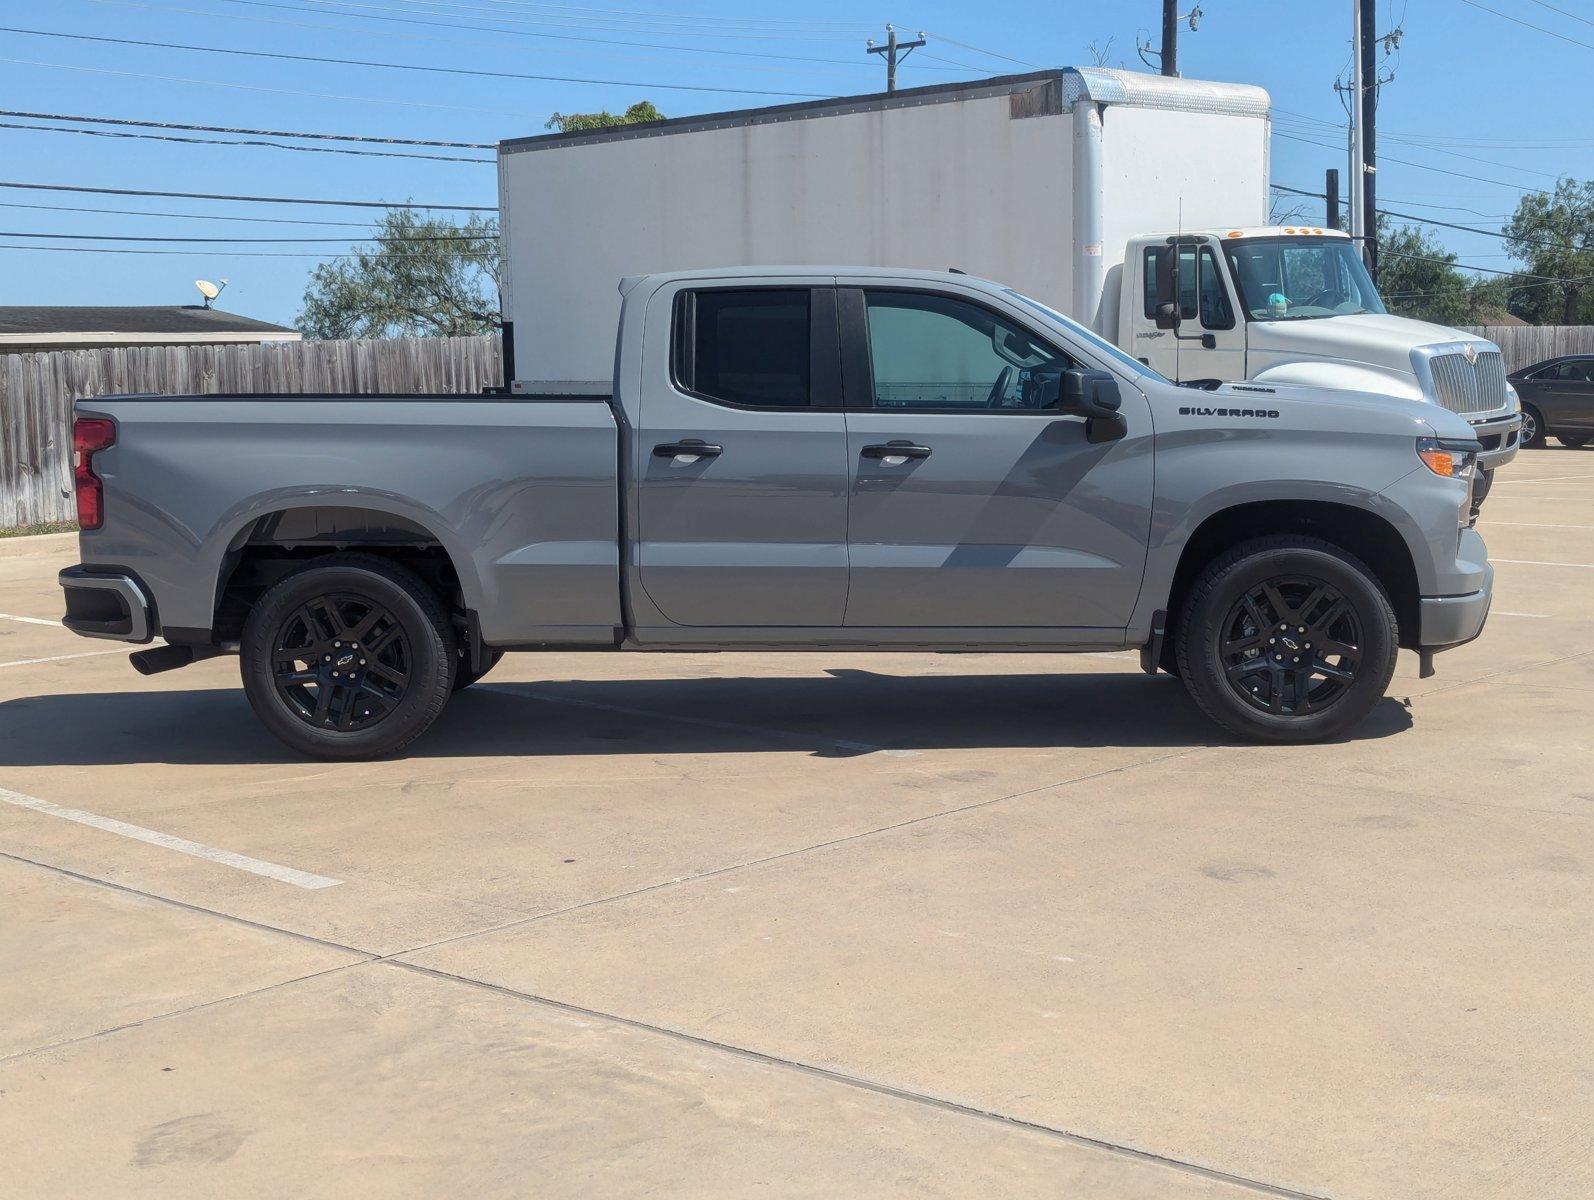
[860,442,932,460]
[653,440,723,459]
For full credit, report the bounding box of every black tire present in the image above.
[240,553,455,759]
[452,648,504,691]
[1521,405,1547,449]
[1559,434,1590,450]
[1175,536,1398,743]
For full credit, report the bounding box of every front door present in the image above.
[1134,242,1246,383]
[839,285,1154,631]
[634,282,850,628]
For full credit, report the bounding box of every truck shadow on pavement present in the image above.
[0,669,1413,767]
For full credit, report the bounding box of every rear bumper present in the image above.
[58,565,153,643]
[1418,563,1493,649]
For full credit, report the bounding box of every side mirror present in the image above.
[1059,368,1122,416]
[1153,250,1180,329]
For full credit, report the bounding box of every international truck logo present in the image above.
[1463,343,1478,364]
[1179,406,1281,418]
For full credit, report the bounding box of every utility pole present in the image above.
[1161,0,1179,76]
[1326,168,1341,229]
[1358,0,1378,281]
[1348,0,1364,255]
[866,25,926,94]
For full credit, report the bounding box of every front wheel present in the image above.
[1559,434,1590,450]
[1175,537,1398,743]
[240,554,456,759]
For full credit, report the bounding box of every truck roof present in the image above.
[1131,226,1354,242]
[501,68,1271,156]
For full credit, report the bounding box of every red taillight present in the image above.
[73,417,115,530]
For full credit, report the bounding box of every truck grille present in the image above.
[1427,350,1509,416]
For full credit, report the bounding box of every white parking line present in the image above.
[0,612,62,626]
[1495,473,1594,485]
[0,649,124,669]
[1493,611,1554,619]
[0,786,343,889]
[1486,521,1594,530]
[1493,557,1594,570]
[511,687,919,758]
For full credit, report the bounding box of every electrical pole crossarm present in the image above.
[866,24,926,94]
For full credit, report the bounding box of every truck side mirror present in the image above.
[1153,250,1180,329]
[1059,368,1126,443]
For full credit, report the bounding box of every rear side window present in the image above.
[675,289,811,408]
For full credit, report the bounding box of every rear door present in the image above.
[1548,358,1594,431]
[633,280,850,628]
[838,283,1153,631]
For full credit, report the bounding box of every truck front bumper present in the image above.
[1470,410,1521,473]
[59,565,154,644]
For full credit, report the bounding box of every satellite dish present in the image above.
[195,278,228,308]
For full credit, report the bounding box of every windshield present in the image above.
[1003,289,1169,383]
[1222,237,1387,321]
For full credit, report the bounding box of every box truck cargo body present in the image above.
[499,70,1268,389]
[497,67,1520,475]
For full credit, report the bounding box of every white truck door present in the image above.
[1128,242,1246,383]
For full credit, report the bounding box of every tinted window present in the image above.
[1546,359,1594,382]
[680,289,810,408]
[863,290,1071,410]
[1142,246,1234,330]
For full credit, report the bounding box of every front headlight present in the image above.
[1416,436,1478,479]
[1506,384,1521,413]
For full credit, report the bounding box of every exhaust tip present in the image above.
[129,645,197,676]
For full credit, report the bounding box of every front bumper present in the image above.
[1469,410,1521,472]
[59,565,154,643]
[1418,562,1493,650]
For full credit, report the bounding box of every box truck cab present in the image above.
[1119,225,1521,479]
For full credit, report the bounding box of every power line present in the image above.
[916,30,1038,69]
[1273,131,1546,192]
[0,230,495,243]
[0,108,493,149]
[0,180,496,211]
[1454,0,1594,51]
[1523,0,1594,29]
[0,25,829,97]
[0,200,385,228]
[0,243,490,258]
[0,120,493,163]
[88,0,924,78]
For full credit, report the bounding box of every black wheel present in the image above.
[240,554,455,759]
[1521,405,1547,449]
[1175,537,1398,743]
[1559,434,1590,450]
[452,648,504,691]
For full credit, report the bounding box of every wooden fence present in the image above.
[0,334,501,527]
[1460,326,1594,371]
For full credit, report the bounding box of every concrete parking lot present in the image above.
[2,451,1591,1200]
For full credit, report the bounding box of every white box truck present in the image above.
[497,67,1520,479]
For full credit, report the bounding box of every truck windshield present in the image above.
[1002,289,1169,383]
[1222,237,1387,322]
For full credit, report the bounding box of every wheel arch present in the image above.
[1160,499,1422,669]
[207,500,478,643]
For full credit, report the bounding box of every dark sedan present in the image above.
[1509,355,1594,449]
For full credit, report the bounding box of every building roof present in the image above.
[0,305,296,337]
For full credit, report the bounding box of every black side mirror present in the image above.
[1059,368,1127,443]
[1153,250,1180,329]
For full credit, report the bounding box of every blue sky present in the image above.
[1,0,1588,326]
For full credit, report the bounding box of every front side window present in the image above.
[1222,237,1387,321]
[676,288,810,408]
[862,290,1072,410]
[1142,245,1235,330]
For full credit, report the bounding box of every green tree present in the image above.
[1503,178,1594,325]
[297,208,500,340]
[545,100,665,133]
[1376,219,1472,325]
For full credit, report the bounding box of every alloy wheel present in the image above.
[271,593,411,731]
[1219,575,1362,715]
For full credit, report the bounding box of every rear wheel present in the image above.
[1559,434,1590,449]
[1175,537,1398,743]
[1521,405,1547,449]
[240,554,455,759]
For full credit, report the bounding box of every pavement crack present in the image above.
[386,957,1329,1200]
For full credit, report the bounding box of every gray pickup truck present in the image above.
[59,267,1492,758]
